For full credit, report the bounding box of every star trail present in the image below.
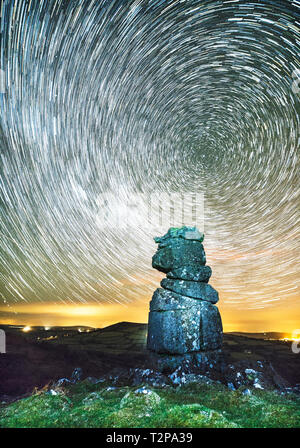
[0,0,299,330]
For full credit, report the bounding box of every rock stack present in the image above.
[147,226,223,374]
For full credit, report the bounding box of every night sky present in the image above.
[0,0,299,332]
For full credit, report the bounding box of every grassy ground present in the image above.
[1,380,300,428]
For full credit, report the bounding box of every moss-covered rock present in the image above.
[120,387,161,410]
[163,404,240,428]
[82,392,103,406]
[0,392,71,428]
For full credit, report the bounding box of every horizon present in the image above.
[1,296,299,334]
[0,320,295,336]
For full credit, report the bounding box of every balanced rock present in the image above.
[161,278,219,304]
[147,226,223,373]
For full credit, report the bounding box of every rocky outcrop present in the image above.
[147,226,223,373]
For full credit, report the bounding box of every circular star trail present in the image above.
[0,0,299,314]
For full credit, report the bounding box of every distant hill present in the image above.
[99,321,148,332]
[0,323,289,339]
[228,332,287,340]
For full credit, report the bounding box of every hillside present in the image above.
[0,322,299,402]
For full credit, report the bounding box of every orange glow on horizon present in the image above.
[0,298,299,334]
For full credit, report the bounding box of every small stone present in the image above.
[82,392,103,405]
[48,389,58,396]
[55,378,72,387]
[183,373,217,385]
[71,367,83,383]
[148,349,223,374]
[134,386,152,395]
[105,386,116,392]
[242,388,252,396]
[84,376,106,384]
[253,379,264,389]
[120,388,161,410]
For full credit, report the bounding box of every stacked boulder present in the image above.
[147,226,223,374]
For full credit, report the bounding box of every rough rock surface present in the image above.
[148,349,224,375]
[223,360,291,391]
[152,239,206,273]
[167,265,212,282]
[52,362,295,394]
[147,290,222,354]
[161,278,219,303]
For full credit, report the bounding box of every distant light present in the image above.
[44,326,51,331]
[280,336,300,342]
[22,326,31,332]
